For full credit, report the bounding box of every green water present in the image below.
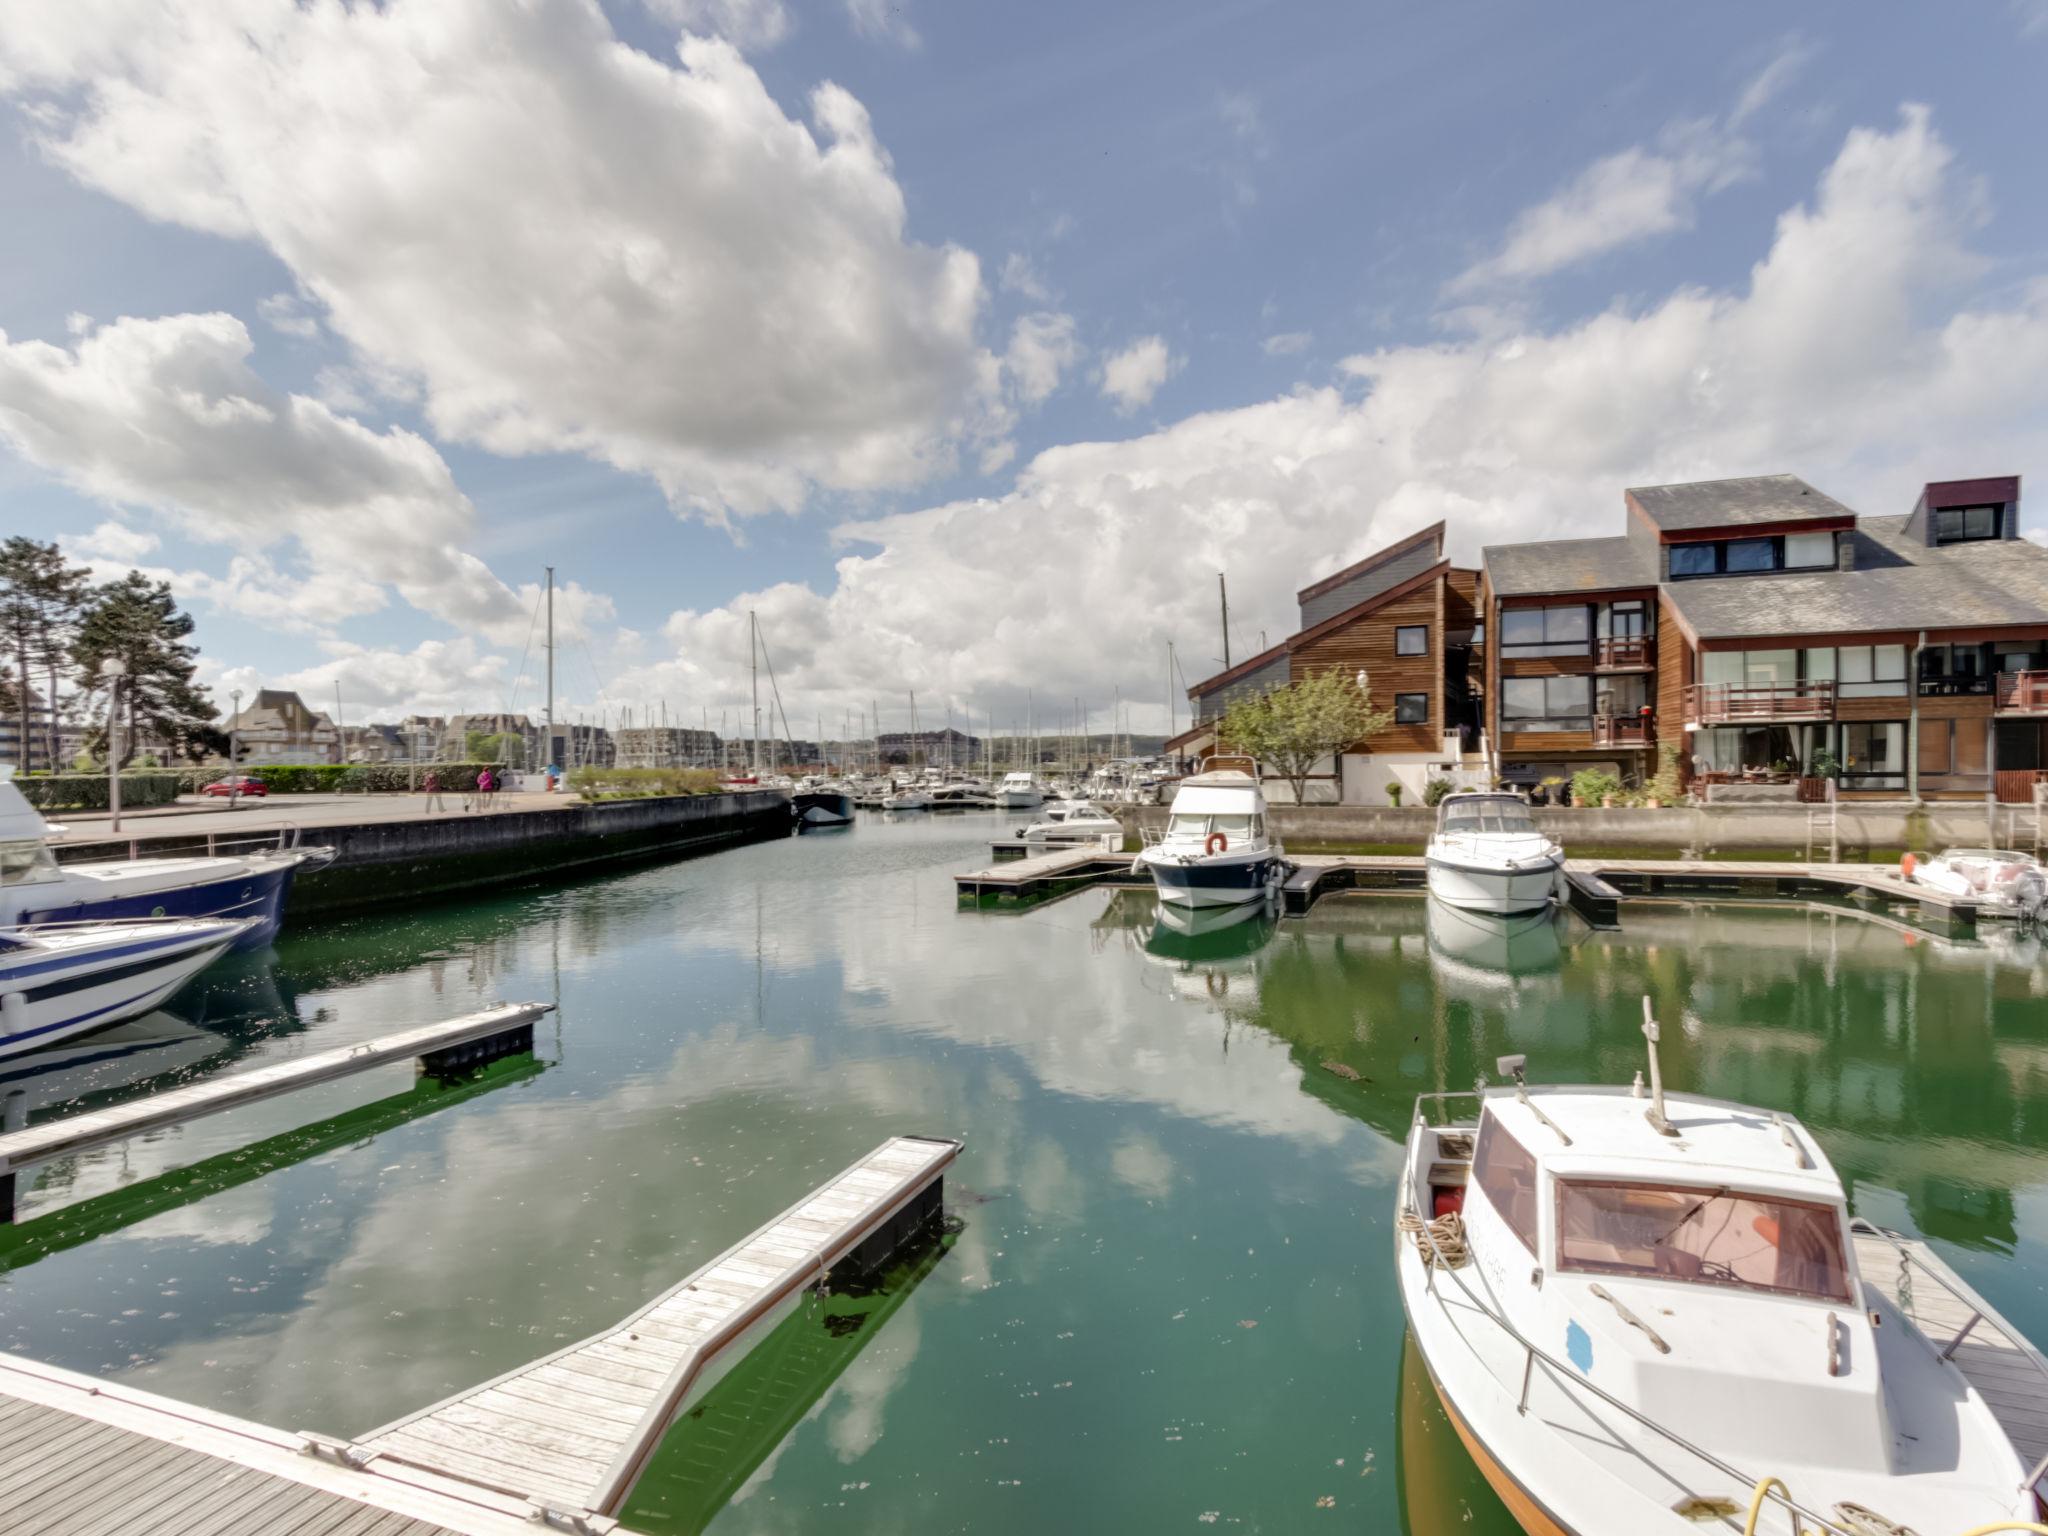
[1,813,2046,1533]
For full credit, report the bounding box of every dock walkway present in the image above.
[0,1002,551,1221]
[363,1135,960,1522]
[1852,1221,2048,1482]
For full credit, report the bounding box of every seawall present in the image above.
[58,792,791,919]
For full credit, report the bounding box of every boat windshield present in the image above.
[1556,1180,1852,1303]
[0,839,60,886]
[1439,800,1538,836]
[1167,813,1260,842]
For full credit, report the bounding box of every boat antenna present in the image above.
[1218,573,1230,669]
[1641,996,1679,1138]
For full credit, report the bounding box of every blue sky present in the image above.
[2,0,2046,737]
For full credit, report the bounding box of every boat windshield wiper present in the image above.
[1650,1187,1726,1248]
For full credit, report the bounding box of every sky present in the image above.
[2,0,2048,742]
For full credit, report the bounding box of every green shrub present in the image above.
[15,772,186,811]
[1570,768,1623,807]
[1384,780,1404,807]
[1648,744,1684,805]
[1422,776,1457,807]
[567,765,724,800]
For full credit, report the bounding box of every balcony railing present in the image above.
[1684,681,1835,723]
[1594,636,1651,670]
[1996,670,2048,713]
[1590,715,1653,748]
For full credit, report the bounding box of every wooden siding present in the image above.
[1499,654,1600,679]
[1293,581,1442,753]
[1656,597,1692,782]
[1481,569,1498,755]
[1835,695,1916,722]
[1497,730,1594,754]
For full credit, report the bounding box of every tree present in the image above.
[1218,668,1391,806]
[70,572,220,766]
[0,538,90,773]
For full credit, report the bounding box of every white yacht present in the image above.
[0,917,251,1058]
[1424,792,1564,914]
[880,786,931,811]
[1399,1006,2048,1535]
[1132,769,1284,908]
[1912,848,2047,915]
[995,772,1043,810]
[1016,800,1121,847]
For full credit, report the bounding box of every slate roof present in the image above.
[1663,515,2048,638]
[1481,535,1655,596]
[1627,474,1855,530]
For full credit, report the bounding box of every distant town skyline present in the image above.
[3,1,2047,738]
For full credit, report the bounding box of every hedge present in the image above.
[567,766,725,800]
[15,773,187,811]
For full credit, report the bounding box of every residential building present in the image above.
[342,723,410,764]
[615,726,720,768]
[876,728,978,768]
[541,722,613,770]
[0,690,57,774]
[225,689,341,765]
[1476,473,2048,799]
[1170,523,1481,803]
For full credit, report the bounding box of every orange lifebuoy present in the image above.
[1205,831,1229,855]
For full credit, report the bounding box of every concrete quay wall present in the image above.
[1125,800,2041,856]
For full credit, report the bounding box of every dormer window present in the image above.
[1667,532,1837,579]
[1933,504,2002,544]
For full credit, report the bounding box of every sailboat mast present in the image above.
[544,566,555,771]
[749,610,760,777]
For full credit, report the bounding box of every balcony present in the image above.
[1996,670,2048,714]
[1683,681,1835,724]
[1591,715,1653,748]
[1594,636,1652,671]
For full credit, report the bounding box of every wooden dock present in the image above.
[0,1351,603,1536]
[0,1002,551,1222]
[362,1135,960,1523]
[955,842,1135,901]
[1852,1220,2048,1484]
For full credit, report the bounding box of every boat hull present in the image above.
[792,792,856,828]
[15,857,305,951]
[1425,856,1561,915]
[0,929,242,1058]
[1418,1346,1578,1536]
[1141,852,1281,908]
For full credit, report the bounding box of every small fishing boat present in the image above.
[1017,799,1121,847]
[0,777,331,950]
[0,917,251,1058]
[995,772,1044,809]
[1424,792,1564,914]
[1132,768,1284,908]
[1912,848,2048,915]
[1399,1001,2048,1535]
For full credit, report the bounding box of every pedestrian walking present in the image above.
[423,768,446,814]
[476,766,494,812]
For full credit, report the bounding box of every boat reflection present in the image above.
[1396,1331,1520,1536]
[1140,895,1279,1009]
[0,1011,234,1123]
[1424,896,1564,989]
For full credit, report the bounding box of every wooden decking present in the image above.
[1852,1221,2048,1483]
[363,1135,960,1521]
[955,842,1133,899]
[0,1352,591,1536]
[0,1002,552,1221]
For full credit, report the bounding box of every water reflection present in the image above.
[0,1012,233,1121]
[1423,898,1565,988]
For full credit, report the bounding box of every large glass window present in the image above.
[1501,676,1593,731]
[1919,642,1993,696]
[1599,600,1651,639]
[1839,721,1906,789]
[1837,645,1907,698]
[1934,505,2001,544]
[1395,625,1428,657]
[1472,1115,1540,1256]
[1596,675,1650,716]
[1555,1181,1851,1303]
[1785,532,1836,569]
[1394,692,1428,724]
[1724,538,1778,573]
[1668,543,1717,578]
[1668,534,1838,578]
[1499,605,1590,657]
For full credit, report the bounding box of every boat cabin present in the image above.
[0,782,62,887]
[1158,769,1274,852]
[1433,792,1540,837]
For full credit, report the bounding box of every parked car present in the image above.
[201,776,267,797]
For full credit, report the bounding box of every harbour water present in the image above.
[0,813,2045,1532]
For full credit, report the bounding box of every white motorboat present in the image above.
[929,780,997,810]
[880,786,932,811]
[0,917,251,1058]
[1399,1005,2048,1536]
[1132,769,1285,908]
[1017,799,1122,847]
[0,777,331,951]
[995,772,1044,810]
[1424,792,1564,914]
[1912,848,2048,915]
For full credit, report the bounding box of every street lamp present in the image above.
[229,688,243,810]
[99,657,127,835]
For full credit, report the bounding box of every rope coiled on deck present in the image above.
[1397,1205,1469,1270]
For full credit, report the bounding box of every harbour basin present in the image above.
[0,812,2044,1533]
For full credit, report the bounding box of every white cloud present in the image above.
[76,520,158,562]
[1002,312,1082,406]
[256,291,321,340]
[844,0,919,48]
[641,0,790,51]
[1261,331,1311,357]
[1097,335,1178,413]
[0,0,994,520]
[624,108,2048,734]
[0,311,543,640]
[999,252,1051,303]
[1450,41,1812,294]
[1212,91,1271,210]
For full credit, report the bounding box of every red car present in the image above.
[201,776,267,797]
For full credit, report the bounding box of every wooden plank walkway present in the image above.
[363,1135,960,1521]
[956,842,1129,898]
[1852,1222,2048,1483]
[0,1002,552,1220]
[0,1352,601,1536]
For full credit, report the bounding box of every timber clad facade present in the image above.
[1182,472,2048,803]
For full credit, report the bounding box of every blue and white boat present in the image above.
[1133,768,1286,908]
[0,778,331,950]
[0,917,251,1058]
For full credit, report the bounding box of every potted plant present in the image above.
[1385,780,1404,807]
[1422,775,1456,807]
[1570,767,1622,809]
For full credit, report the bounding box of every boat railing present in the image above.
[1848,1217,2048,1494]
[1403,1185,1870,1536]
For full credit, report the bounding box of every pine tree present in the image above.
[70,572,222,766]
[0,538,92,773]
